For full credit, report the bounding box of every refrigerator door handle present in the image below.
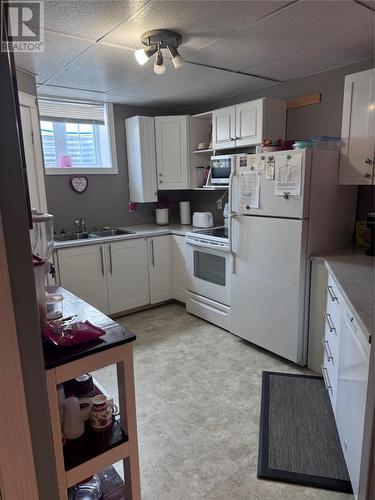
[228,164,235,214]
[228,213,238,274]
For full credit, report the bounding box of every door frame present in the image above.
[0,215,39,499]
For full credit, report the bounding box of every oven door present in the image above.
[186,241,231,306]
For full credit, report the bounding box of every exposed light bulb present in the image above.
[172,53,184,69]
[167,43,185,69]
[154,61,166,75]
[135,45,158,66]
[154,48,166,75]
[134,48,148,65]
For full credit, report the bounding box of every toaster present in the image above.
[192,212,214,228]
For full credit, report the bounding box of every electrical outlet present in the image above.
[217,199,222,210]
[128,202,137,213]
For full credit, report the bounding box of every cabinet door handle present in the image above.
[365,158,373,164]
[151,239,155,267]
[321,365,332,391]
[322,338,333,361]
[324,312,336,333]
[325,284,338,302]
[108,244,113,274]
[99,246,105,276]
[364,172,372,178]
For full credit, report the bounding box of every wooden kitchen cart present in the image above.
[44,287,141,499]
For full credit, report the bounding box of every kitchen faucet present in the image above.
[74,217,87,233]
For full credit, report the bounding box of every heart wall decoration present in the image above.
[69,176,88,194]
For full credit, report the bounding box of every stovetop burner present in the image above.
[194,226,228,239]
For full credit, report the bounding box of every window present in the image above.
[38,100,117,174]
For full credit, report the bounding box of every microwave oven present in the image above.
[206,155,235,186]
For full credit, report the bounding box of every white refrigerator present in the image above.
[229,149,357,365]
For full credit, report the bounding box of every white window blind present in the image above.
[38,99,105,123]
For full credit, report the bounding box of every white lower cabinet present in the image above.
[57,244,109,313]
[311,267,371,499]
[106,239,149,314]
[170,235,188,303]
[148,235,172,304]
[57,238,150,315]
[335,306,370,499]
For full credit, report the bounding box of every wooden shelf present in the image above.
[45,288,140,499]
[64,418,129,487]
[68,465,126,499]
[193,148,213,154]
[64,417,128,471]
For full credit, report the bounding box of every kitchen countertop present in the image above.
[53,223,198,249]
[311,247,374,342]
[43,286,136,369]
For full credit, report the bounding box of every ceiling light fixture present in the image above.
[134,29,184,75]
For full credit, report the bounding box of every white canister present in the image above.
[63,397,85,440]
[179,201,191,225]
[156,208,169,225]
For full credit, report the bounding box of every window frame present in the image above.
[43,102,118,175]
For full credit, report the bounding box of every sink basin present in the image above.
[54,232,92,242]
[54,229,135,242]
[89,229,136,237]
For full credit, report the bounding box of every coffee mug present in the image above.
[90,395,118,431]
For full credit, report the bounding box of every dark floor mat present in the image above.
[257,371,352,493]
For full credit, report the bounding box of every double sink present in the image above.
[54,228,136,242]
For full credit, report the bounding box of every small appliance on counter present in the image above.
[192,212,213,228]
[156,207,169,225]
[30,210,54,329]
[179,201,191,225]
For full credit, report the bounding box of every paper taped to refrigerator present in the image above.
[274,154,302,196]
[238,172,260,209]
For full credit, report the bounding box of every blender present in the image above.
[30,210,54,328]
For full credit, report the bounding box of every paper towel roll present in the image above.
[179,201,191,225]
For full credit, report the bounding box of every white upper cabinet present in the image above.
[212,98,286,150]
[125,116,157,202]
[155,115,188,190]
[212,106,236,149]
[148,235,172,304]
[340,69,375,185]
[155,115,210,190]
[106,238,149,314]
[235,99,263,147]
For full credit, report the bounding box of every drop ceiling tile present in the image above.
[109,64,275,106]
[102,0,292,51]
[244,30,374,81]
[108,63,228,98]
[14,31,92,85]
[164,75,276,106]
[188,0,373,71]
[38,85,107,102]
[45,43,149,92]
[36,0,149,41]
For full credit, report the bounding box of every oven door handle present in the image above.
[186,239,229,251]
